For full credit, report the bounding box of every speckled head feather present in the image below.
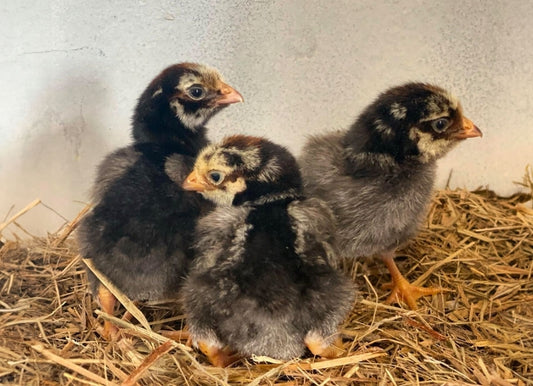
[343,82,480,167]
[184,135,302,206]
[132,62,242,145]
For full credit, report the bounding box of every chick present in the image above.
[181,135,354,367]
[299,83,482,310]
[77,63,242,339]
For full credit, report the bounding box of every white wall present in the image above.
[1,0,532,236]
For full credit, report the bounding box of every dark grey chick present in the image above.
[299,83,482,310]
[77,63,242,339]
[181,135,354,367]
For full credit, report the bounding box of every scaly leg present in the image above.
[305,332,344,358]
[160,326,191,343]
[381,250,445,310]
[97,284,120,340]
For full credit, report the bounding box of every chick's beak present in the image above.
[215,82,244,106]
[453,117,483,139]
[183,171,207,192]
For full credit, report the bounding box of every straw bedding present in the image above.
[1,173,532,385]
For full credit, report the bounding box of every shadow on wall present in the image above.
[1,66,112,237]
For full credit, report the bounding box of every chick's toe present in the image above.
[381,253,446,309]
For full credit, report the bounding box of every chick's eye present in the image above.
[207,170,225,185]
[431,118,450,132]
[188,86,205,100]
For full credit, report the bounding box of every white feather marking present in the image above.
[151,87,162,98]
[390,102,407,120]
[234,147,261,171]
[424,92,456,117]
[374,119,394,137]
[193,205,251,270]
[176,74,200,90]
[169,99,211,130]
[195,63,223,83]
[409,128,454,162]
[441,89,458,109]
[257,156,282,182]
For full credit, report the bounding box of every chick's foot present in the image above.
[197,340,241,367]
[381,252,446,310]
[97,285,122,340]
[305,333,345,358]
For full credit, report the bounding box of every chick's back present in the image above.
[78,142,205,301]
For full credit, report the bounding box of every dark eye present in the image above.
[431,118,450,132]
[207,170,225,185]
[188,86,205,100]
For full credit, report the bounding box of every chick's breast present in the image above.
[300,131,436,258]
[184,200,353,360]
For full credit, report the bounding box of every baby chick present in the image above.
[299,83,482,310]
[77,63,242,339]
[181,135,354,367]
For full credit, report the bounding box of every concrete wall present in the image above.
[1,0,532,236]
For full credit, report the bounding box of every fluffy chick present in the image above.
[299,83,482,310]
[181,135,354,367]
[77,63,242,339]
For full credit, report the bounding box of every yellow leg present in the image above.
[381,251,446,310]
[97,284,120,340]
[197,340,241,367]
[305,334,344,358]
[160,328,191,343]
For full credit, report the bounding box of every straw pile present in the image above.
[1,172,532,385]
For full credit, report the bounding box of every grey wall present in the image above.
[1,0,532,236]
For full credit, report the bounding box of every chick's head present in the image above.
[183,135,301,206]
[133,63,243,142]
[345,82,482,163]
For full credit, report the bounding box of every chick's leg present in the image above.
[305,332,344,358]
[160,326,191,343]
[197,340,241,367]
[97,284,120,340]
[381,250,444,310]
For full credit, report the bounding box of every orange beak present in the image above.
[182,171,207,192]
[453,117,483,139]
[215,82,244,106]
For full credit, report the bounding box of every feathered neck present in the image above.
[342,127,431,179]
[249,188,301,207]
[231,181,302,207]
[131,84,210,151]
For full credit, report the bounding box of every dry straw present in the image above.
[1,169,532,385]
